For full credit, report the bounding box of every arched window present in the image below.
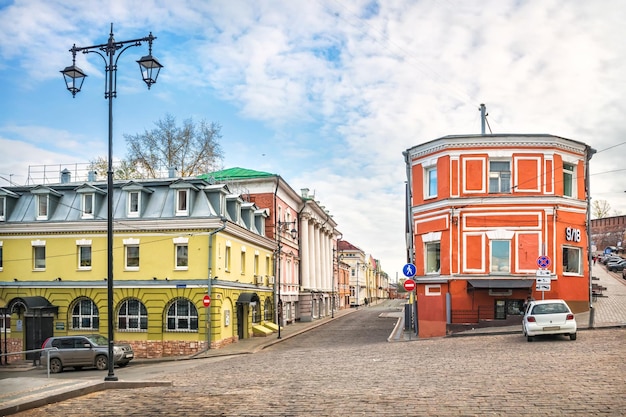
[71,298,99,330]
[264,297,273,321]
[166,299,198,332]
[118,298,148,331]
[251,301,261,324]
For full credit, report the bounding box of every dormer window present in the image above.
[37,194,48,219]
[122,182,154,218]
[128,191,140,217]
[176,189,188,216]
[170,181,198,217]
[76,184,105,220]
[82,193,94,219]
[31,186,61,221]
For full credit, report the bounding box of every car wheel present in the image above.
[50,358,63,374]
[527,335,534,342]
[95,355,108,371]
[570,333,577,341]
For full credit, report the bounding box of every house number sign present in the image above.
[565,227,581,242]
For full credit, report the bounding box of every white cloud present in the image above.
[1,0,625,274]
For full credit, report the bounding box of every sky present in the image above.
[1,0,625,282]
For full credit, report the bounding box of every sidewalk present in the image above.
[0,307,358,416]
[1,272,625,416]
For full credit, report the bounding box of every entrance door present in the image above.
[25,315,54,361]
[236,303,245,340]
[494,300,507,320]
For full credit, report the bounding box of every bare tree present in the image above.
[88,157,143,180]
[124,114,223,178]
[592,199,612,219]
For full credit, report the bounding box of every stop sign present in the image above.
[202,294,211,307]
[403,279,416,292]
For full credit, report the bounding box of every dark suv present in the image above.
[40,334,134,373]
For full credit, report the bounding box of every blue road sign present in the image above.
[403,263,416,277]
[536,256,551,269]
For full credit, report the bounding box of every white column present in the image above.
[314,224,321,290]
[300,217,310,289]
[323,231,330,290]
[308,220,315,289]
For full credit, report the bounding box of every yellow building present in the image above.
[0,177,276,360]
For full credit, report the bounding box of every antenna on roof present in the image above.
[478,103,492,135]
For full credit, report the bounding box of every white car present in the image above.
[522,299,577,342]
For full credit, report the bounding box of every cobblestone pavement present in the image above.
[11,305,626,417]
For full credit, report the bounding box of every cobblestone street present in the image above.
[12,306,626,417]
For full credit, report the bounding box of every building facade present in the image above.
[0,176,276,359]
[404,134,594,338]
[204,168,342,323]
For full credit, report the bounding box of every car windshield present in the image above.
[531,303,569,314]
[85,335,108,346]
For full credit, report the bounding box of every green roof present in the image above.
[199,167,275,181]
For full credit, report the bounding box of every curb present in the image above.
[0,380,172,416]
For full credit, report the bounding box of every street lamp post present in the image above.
[276,221,297,339]
[62,24,162,382]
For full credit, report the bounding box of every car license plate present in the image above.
[125,353,134,359]
[543,326,560,331]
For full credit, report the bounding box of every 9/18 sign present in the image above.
[565,227,581,243]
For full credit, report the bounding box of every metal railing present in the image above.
[0,347,58,378]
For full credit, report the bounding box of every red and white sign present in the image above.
[403,279,416,292]
[202,295,211,307]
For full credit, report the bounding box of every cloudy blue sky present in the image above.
[1,0,625,280]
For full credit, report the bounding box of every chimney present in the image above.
[87,171,97,182]
[60,168,71,184]
[301,188,310,198]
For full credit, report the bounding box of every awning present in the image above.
[236,292,260,304]
[6,296,59,314]
[467,279,534,289]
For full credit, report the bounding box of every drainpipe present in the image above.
[585,145,597,328]
[206,217,227,350]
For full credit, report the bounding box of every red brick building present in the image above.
[404,134,594,337]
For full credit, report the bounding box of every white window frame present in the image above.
[37,194,49,220]
[118,298,148,332]
[562,245,582,275]
[490,239,511,273]
[240,247,246,275]
[425,242,441,274]
[32,240,46,270]
[82,193,95,219]
[488,160,511,193]
[128,191,140,217]
[225,240,231,272]
[175,189,189,216]
[424,165,438,199]
[71,298,99,330]
[124,238,140,271]
[166,299,199,332]
[76,239,93,270]
[563,162,576,198]
[173,237,189,270]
